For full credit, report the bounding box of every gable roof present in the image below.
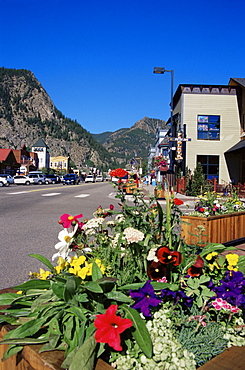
[0,149,12,162]
[225,140,245,153]
[32,138,49,148]
[229,78,245,88]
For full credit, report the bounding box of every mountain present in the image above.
[0,67,167,171]
[0,67,114,169]
[92,117,168,166]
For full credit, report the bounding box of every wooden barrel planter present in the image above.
[181,211,245,245]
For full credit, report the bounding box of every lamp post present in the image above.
[153,67,175,173]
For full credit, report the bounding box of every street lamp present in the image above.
[153,67,175,173]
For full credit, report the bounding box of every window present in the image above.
[197,115,220,140]
[197,155,219,181]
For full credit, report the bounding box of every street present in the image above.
[0,182,121,289]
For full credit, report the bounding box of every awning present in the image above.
[225,140,245,153]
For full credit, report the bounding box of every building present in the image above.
[0,149,20,174]
[171,82,242,184]
[13,145,38,174]
[50,155,70,173]
[32,138,50,170]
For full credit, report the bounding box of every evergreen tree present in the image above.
[190,162,206,196]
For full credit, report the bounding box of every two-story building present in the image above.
[31,138,50,170]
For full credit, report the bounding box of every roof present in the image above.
[225,140,245,153]
[229,78,245,88]
[32,138,49,148]
[0,149,12,161]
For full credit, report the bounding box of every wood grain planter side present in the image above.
[181,211,245,245]
[0,324,113,370]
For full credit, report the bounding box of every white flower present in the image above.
[147,248,158,262]
[52,224,78,260]
[123,227,144,243]
[115,214,125,223]
[82,217,104,230]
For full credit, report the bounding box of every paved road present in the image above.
[0,182,121,289]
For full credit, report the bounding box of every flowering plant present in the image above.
[189,190,245,217]
[153,154,167,168]
[109,168,128,179]
[1,180,245,370]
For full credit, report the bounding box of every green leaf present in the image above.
[31,289,54,312]
[105,291,132,303]
[199,275,210,284]
[66,306,87,321]
[121,305,152,358]
[0,337,48,345]
[2,345,23,361]
[84,281,103,293]
[92,261,103,281]
[64,276,80,302]
[3,317,47,340]
[0,292,20,306]
[13,280,50,291]
[28,253,56,273]
[51,282,65,300]
[118,282,144,290]
[69,335,97,370]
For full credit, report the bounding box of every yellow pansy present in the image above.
[226,253,239,266]
[206,252,218,261]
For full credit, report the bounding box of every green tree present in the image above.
[190,162,206,196]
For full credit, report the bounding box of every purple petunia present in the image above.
[161,288,194,307]
[212,271,245,309]
[130,280,162,317]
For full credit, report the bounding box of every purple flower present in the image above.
[130,280,162,317]
[161,289,193,307]
[212,271,245,309]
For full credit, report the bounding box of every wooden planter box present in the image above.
[181,211,245,245]
[0,324,113,370]
[1,321,244,370]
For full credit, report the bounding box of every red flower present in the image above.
[94,305,132,351]
[156,247,182,266]
[187,255,204,277]
[173,198,184,206]
[147,261,168,281]
[59,213,83,228]
[109,168,128,178]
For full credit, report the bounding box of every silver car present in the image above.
[0,174,14,184]
[13,175,35,185]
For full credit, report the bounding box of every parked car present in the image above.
[85,175,95,183]
[28,174,46,184]
[13,175,35,185]
[62,173,80,185]
[0,174,14,184]
[95,175,104,182]
[0,175,9,187]
[44,174,58,184]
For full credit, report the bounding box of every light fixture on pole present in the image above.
[153,66,175,173]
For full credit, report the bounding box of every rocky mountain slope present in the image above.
[93,117,168,165]
[0,67,113,169]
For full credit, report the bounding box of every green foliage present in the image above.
[190,162,207,196]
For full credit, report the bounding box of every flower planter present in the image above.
[154,188,165,199]
[125,181,138,194]
[181,211,245,245]
[1,289,245,370]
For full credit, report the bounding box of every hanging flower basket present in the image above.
[159,165,168,172]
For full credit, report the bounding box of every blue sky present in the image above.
[1,0,244,134]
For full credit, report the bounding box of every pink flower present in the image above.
[59,213,83,228]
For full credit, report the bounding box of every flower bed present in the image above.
[1,177,245,370]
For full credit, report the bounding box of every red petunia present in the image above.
[94,305,132,351]
[156,246,182,266]
[173,198,184,206]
